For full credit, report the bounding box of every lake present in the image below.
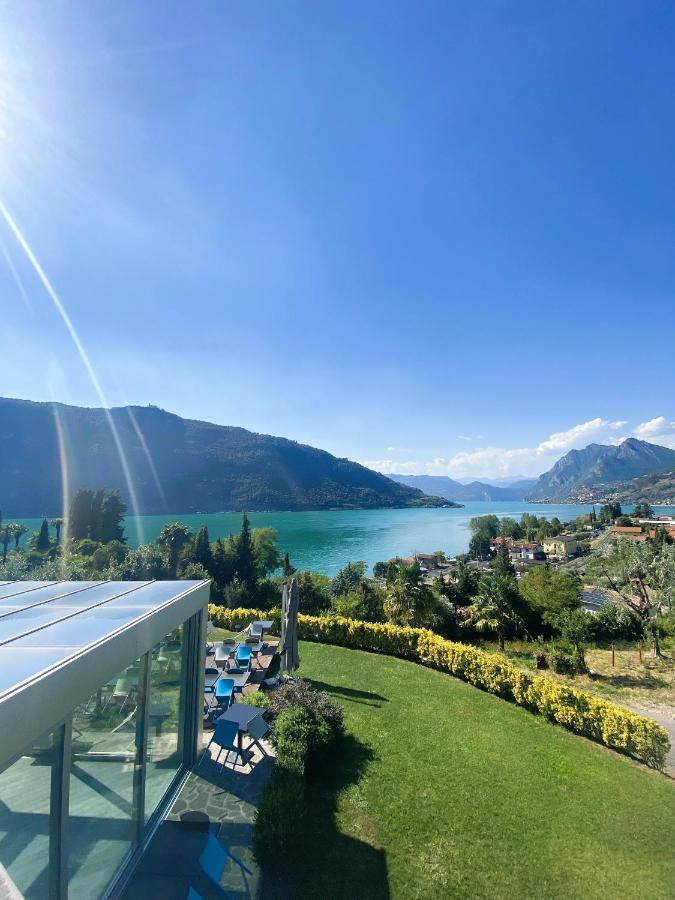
[12,502,675,576]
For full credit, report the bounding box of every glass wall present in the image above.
[144,625,187,822]
[0,608,202,899]
[68,658,143,899]
[0,731,55,898]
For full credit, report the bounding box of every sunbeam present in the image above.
[51,403,71,566]
[0,237,33,312]
[125,405,168,510]
[0,198,145,543]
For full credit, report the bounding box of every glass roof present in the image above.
[0,580,206,700]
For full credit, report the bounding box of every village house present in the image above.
[509,541,546,561]
[416,552,440,571]
[610,525,649,543]
[542,535,578,557]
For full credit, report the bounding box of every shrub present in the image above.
[246,691,270,711]
[273,708,314,774]
[253,681,343,870]
[252,768,305,869]
[534,649,548,670]
[264,679,344,739]
[549,644,585,675]
[209,605,670,769]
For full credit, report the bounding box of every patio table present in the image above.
[217,703,265,757]
[204,671,220,691]
[227,670,251,693]
[214,645,235,668]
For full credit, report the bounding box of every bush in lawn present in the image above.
[549,642,585,675]
[264,679,344,740]
[533,649,549,670]
[253,684,345,870]
[253,767,305,869]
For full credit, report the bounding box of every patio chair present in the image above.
[234,645,252,671]
[200,720,242,772]
[246,715,270,757]
[213,678,235,713]
[247,622,263,639]
[245,636,261,666]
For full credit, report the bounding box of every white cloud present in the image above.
[633,416,675,449]
[362,417,640,479]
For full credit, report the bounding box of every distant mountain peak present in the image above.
[526,438,675,501]
[389,473,536,501]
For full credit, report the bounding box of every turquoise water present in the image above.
[11,502,675,576]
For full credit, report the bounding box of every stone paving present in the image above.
[122,639,278,900]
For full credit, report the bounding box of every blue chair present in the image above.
[213,678,234,713]
[187,889,204,900]
[234,645,252,671]
[201,719,242,771]
[199,834,252,892]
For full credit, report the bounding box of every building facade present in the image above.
[0,579,209,899]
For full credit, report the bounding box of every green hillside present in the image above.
[0,397,444,515]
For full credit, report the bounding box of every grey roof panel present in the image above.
[0,581,58,599]
[0,580,210,768]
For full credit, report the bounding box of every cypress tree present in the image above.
[192,525,213,572]
[68,489,94,540]
[36,518,51,551]
[235,513,256,588]
[493,538,516,580]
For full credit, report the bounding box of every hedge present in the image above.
[208,605,670,770]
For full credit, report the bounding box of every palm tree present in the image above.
[157,523,193,578]
[50,518,65,542]
[1,525,12,562]
[463,570,523,651]
[12,523,28,550]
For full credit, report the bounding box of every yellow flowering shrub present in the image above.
[207,604,670,769]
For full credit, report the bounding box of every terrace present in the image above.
[122,631,279,899]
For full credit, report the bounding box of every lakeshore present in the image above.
[11,501,675,576]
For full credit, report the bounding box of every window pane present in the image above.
[0,732,54,898]
[144,626,186,821]
[68,660,142,899]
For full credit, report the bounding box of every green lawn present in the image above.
[279,641,675,900]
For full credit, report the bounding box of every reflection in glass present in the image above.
[145,626,185,821]
[0,731,54,898]
[68,659,142,899]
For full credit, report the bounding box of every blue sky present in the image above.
[1,1,674,479]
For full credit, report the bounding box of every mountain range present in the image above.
[390,439,675,505]
[0,398,448,516]
[525,438,675,502]
[388,474,537,502]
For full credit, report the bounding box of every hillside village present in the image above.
[399,510,675,584]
